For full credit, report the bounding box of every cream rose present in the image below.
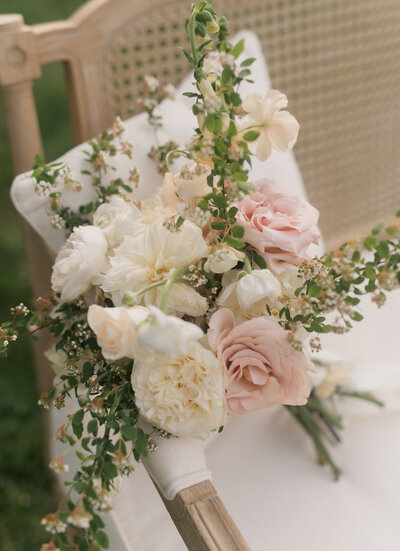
[51,225,109,302]
[132,341,227,439]
[87,304,148,360]
[218,269,282,320]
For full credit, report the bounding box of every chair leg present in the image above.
[158,480,251,551]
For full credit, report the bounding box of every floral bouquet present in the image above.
[2,1,400,550]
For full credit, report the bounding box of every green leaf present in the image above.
[225,235,245,249]
[308,283,321,297]
[364,266,376,280]
[82,362,94,382]
[377,240,389,259]
[72,409,84,426]
[240,57,256,67]
[87,418,98,436]
[211,221,226,230]
[227,120,238,138]
[351,311,364,322]
[231,225,245,238]
[204,114,216,133]
[372,222,385,235]
[121,424,136,441]
[182,91,199,98]
[253,252,267,269]
[94,531,109,549]
[230,39,245,59]
[213,194,228,209]
[351,250,361,263]
[242,130,260,142]
[364,236,377,251]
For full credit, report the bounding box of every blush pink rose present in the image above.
[235,180,320,272]
[208,308,312,416]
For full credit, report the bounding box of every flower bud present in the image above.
[206,18,220,34]
[122,291,137,306]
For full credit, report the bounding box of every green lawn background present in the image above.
[0,2,88,549]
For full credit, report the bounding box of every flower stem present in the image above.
[165,149,192,172]
[243,254,252,274]
[189,7,199,66]
[159,268,188,312]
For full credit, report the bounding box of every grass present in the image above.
[0,1,87,549]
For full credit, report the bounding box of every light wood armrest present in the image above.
[158,480,251,551]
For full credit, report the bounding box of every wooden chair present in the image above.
[1,0,400,549]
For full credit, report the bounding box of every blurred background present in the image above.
[0,2,87,549]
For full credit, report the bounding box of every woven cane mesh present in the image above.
[103,0,400,245]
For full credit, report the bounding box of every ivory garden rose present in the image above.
[208,308,313,416]
[51,225,109,302]
[132,340,227,439]
[235,179,320,272]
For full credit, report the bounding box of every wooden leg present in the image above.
[158,480,251,551]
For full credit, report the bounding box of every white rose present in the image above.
[102,219,208,316]
[88,304,204,361]
[132,341,227,439]
[51,225,109,302]
[137,305,204,356]
[204,243,245,274]
[93,196,144,248]
[218,269,282,320]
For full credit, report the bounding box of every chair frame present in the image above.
[0,3,251,549]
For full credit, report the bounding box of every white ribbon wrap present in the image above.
[140,422,211,500]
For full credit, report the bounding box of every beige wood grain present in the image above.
[160,480,251,551]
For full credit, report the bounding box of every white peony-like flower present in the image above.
[93,195,144,248]
[102,219,208,316]
[51,225,109,302]
[132,341,227,439]
[88,304,204,361]
[218,269,282,320]
[204,243,245,274]
[243,90,299,161]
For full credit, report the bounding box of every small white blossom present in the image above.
[67,507,93,530]
[41,514,67,534]
[49,455,69,473]
[34,180,52,197]
[163,83,176,99]
[144,74,159,93]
